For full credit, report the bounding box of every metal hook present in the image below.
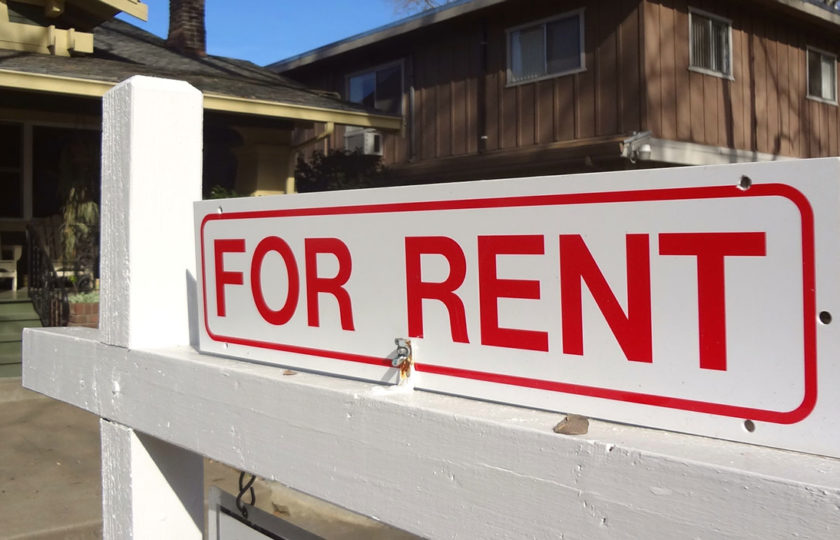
[235,471,256,519]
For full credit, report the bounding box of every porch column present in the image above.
[99,75,204,539]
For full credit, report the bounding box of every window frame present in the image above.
[688,7,734,80]
[806,46,838,106]
[344,59,405,117]
[505,8,586,87]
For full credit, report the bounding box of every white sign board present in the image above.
[195,159,840,458]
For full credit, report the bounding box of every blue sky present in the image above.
[117,0,410,66]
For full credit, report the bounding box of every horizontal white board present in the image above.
[195,158,840,458]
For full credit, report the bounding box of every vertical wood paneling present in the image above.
[537,80,554,144]
[643,0,661,134]
[672,0,691,142]
[688,71,705,142]
[619,0,642,133]
[766,24,780,155]
[789,43,801,156]
[452,41,468,155]
[501,84,517,149]
[810,101,821,156]
[777,31,790,156]
[465,35,479,155]
[730,21,745,150]
[578,10,597,139]
[753,21,768,153]
[485,69,499,151]
[437,49,453,157]
[702,76,718,146]
[740,16,753,151]
[420,52,437,161]
[597,2,619,135]
[820,102,830,156]
[518,83,536,146]
[659,0,678,140]
[556,77,576,140]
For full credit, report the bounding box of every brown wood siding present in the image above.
[289,0,644,169]
[643,0,840,158]
[288,0,839,172]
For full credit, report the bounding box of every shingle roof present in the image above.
[0,18,391,117]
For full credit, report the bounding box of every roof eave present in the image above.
[0,69,402,131]
[268,0,508,73]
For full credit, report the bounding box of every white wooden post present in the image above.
[98,75,204,539]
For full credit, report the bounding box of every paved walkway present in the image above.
[0,378,417,539]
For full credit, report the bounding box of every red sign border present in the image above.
[200,184,817,425]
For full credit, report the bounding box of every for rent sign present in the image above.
[195,159,840,457]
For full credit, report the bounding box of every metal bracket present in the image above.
[392,338,413,379]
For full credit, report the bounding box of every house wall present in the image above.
[642,0,840,157]
[288,0,645,172]
[287,0,840,179]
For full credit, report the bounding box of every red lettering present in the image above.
[478,235,548,352]
[560,234,652,363]
[659,232,766,371]
[305,238,355,331]
[250,236,299,326]
[214,239,245,317]
[405,237,469,342]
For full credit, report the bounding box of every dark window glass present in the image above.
[546,16,581,75]
[808,49,837,102]
[33,127,101,218]
[375,65,402,114]
[508,13,583,84]
[690,13,731,76]
[349,72,376,109]
[0,123,22,218]
[348,64,402,114]
[0,171,22,218]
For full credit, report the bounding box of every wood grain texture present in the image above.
[24,327,840,539]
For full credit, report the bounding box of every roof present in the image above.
[269,0,840,73]
[0,19,401,130]
[268,0,506,72]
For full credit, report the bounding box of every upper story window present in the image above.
[689,9,732,78]
[507,9,585,85]
[347,62,403,115]
[807,47,837,104]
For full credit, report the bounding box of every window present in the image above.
[0,123,23,218]
[507,10,585,85]
[689,10,732,77]
[347,62,403,115]
[808,48,837,103]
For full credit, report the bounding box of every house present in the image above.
[269,0,840,184]
[0,0,399,271]
[0,0,399,374]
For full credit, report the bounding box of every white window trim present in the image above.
[688,7,734,81]
[344,59,405,119]
[806,45,838,106]
[505,8,586,88]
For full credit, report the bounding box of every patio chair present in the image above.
[0,241,22,290]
